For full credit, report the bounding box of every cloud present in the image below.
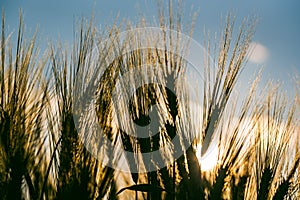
[248,42,269,64]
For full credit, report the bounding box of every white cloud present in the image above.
[248,42,269,64]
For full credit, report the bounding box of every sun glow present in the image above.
[196,141,219,171]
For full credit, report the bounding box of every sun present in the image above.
[195,140,219,171]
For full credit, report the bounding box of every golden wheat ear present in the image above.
[0,9,51,199]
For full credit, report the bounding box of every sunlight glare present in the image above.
[196,142,219,171]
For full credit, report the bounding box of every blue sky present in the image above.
[1,0,300,93]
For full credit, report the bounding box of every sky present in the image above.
[1,0,300,95]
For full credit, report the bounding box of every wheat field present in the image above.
[0,5,299,200]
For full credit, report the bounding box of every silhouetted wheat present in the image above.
[0,10,50,199]
[0,2,299,200]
